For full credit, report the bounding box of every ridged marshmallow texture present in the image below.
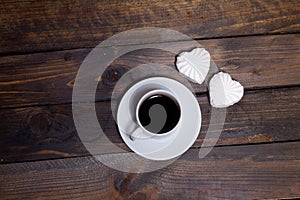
[209,72,244,108]
[176,48,211,84]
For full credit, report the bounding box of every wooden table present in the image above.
[1,0,300,199]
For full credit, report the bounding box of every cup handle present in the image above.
[128,125,152,141]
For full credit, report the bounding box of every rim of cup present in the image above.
[135,89,182,138]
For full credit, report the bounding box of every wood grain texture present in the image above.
[1,0,300,54]
[1,87,299,163]
[0,34,300,108]
[1,142,299,199]
[1,1,300,198]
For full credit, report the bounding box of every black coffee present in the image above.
[138,94,180,134]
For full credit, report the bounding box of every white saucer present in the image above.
[117,77,201,160]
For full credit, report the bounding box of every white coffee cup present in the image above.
[128,89,181,141]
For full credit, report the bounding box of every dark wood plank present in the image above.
[1,142,299,199]
[1,0,300,54]
[1,87,299,163]
[1,34,299,108]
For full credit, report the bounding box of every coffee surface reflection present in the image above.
[138,94,181,134]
